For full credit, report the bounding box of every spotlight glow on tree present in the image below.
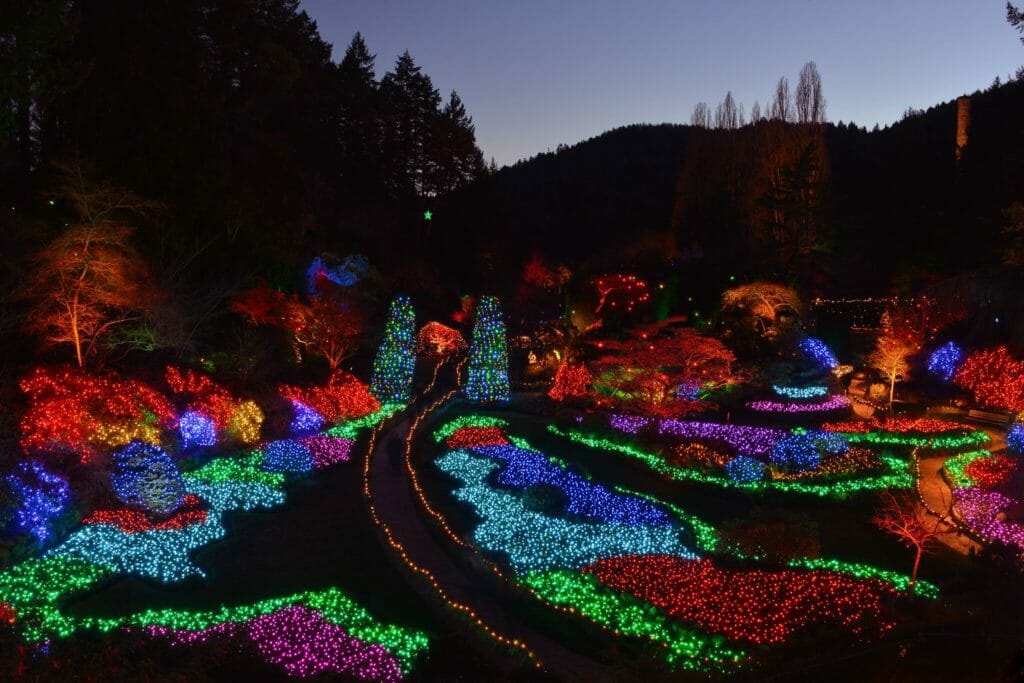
[370,296,417,403]
[465,296,510,403]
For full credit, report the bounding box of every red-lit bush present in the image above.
[548,361,592,401]
[19,366,175,464]
[279,370,380,424]
[954,346,1024,412]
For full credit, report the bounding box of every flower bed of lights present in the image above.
[5,461,71,543]
[772,385,828,399]
[19,366,176,464]
[952,487,1024,550]
[166,366,264,446]
[550,425,912,497]
[426,418,927,671]
[0,406,421,680]
[281,370,381,427]
[747,393,851,414]
[584,555,896,645]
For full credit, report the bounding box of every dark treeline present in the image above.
[1,0,486,297]
[433,73,1024,307]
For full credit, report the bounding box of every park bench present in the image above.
[965,409,1013,428]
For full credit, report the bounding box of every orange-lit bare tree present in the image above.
[867,329,917,410]
[720,281,803,340]
[23,164,161,367]
[872,490,946,591]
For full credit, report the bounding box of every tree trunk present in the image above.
[909,546,922,591]
[888,371,896,413]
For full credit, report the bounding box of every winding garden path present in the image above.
[366,412,622,682]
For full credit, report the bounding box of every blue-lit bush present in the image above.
[179,410,218,449]
[725,456,766,483]
[111,441,185,515]
[799,337,839,370]
[263,439,314,473]
[771,435,821,472]
[6,461,70,543]
[927,341,963,382]
[289,401,325,436]
[1008,424,1024,455]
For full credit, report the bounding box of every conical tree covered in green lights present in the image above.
[465,296,510,403]
[370,296,417,402]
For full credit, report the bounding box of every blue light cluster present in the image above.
[1008,424,1024,455]
[263,439,314,473]
[770,435,821,472]
[927,341,963,382]
[799,337,839,370]
[725,456,766,483]
[471,444,672,527]
[111,441,185,515]
[289,400,325,436]
[676,380,701,401]
[436,450,696,573]
[772,385,827,399]
[305,254,368,294]
[179,410,218,449]
[6,461,70,543]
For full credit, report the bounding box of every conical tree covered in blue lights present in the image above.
[465,296,510,403]
[370,295,417,402]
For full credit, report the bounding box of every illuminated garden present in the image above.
[3,2,1024,681]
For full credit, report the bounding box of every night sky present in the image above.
[301,0,1021,167]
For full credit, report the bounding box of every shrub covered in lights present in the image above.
[725,455,766,483]
[799,337,839,371]
[178,410,218,449]
[263,439,315,473]
[289,401,325,435]
[6,461,71,543]
[111,441,185,515]
[465,295,510,403]
[1008,424,1024,455]
[166,366,264,445]
[19,366,176,464]
[370,296,417,403]
[281,370,380,425]
[927,341,963,382]
[770,434,822,473]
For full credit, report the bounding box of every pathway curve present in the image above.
[367,413,624,682]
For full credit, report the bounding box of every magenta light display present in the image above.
[299,436,355,468]
[747,394,851,413]
[147,606,403,681]
[953,488,1024,550]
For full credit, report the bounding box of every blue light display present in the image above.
[263,439,315,473]
[799,337,839,370]
[289,401,325,436]
[6,461,70,543]
[179,410,218,449]
[927,341,963,382]
[111,442,185,515]
[724,456,766,483]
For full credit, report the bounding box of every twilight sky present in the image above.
[301,1,1022,167]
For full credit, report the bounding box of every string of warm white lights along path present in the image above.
[361,358,545,670]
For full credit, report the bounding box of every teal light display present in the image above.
[370,296,417,403]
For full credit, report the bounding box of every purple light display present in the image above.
[953,487,1024,550]
[654,419,787,458]
[747,394,851,413]
[299,436,355,468]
